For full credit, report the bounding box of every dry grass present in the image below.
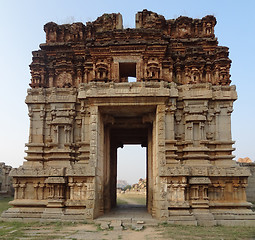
[117,193,146,205]
[157,222,255,240]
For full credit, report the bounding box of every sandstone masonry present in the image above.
[2,10,255,226]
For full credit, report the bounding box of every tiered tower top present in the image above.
[30,10,231,88]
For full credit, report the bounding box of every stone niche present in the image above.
[2,10,255,226]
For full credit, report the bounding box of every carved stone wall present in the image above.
[2,10,255,226]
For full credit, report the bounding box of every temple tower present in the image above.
[2,10,255,225]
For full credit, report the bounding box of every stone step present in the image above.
[168,215,197,221]
[197,219,216,226]
[168,220,197,226]
[216,219,255,226]
[193,212,216,226]
[213,213,255,220]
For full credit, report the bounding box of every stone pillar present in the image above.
[169,65,173,82]
[90,106,98,168]
[84,69,88,83]
[147,126,153,214]
[77,183,83,200]
[28,107,33,143]
[13,183,19,199]
[159,58,163,80]
[68,182,75,200]
[77,67,83,84]
[89,105,99,218]
[33,183,39,200]
[20,183,26,199]
[39,183,45,200]
[78,103,90,163]
[112,62,119,82]
[155,105,167,219]
[165,101,178,164]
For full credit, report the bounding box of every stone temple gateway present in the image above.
[3,10,255,225]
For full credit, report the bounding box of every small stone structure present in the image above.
[0,163,13,196]
[238,162,255,203]
[2,10,255,225]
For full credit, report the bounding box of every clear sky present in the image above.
[0,0,255,184]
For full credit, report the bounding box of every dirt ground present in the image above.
[2,220,255,240]
[19,223,163,240]
[1,197,255,240]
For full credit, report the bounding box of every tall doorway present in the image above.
[101,106,155,216]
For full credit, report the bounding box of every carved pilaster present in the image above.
[20,183,26,199]
[13,183,19,199]
[33,183,39,200]
[156,105,166,166]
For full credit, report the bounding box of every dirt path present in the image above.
[19,223,163,240]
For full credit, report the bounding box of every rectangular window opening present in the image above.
[119,62,136,82]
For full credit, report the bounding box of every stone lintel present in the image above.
[78,83,176,99]
[159,166,250,177]
[189,177,211,184]
[209,166,251,177]
[45,177,66,184]
[50,119,73,125]
[185,115,206,122]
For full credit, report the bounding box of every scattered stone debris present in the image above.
[109,220,123,231]
[100,221,111,230]
[132,224,144,231]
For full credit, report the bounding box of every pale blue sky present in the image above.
[0,1,254,184]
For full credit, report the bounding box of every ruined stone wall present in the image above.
[0,162,13,196]
[238,162,255,202]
